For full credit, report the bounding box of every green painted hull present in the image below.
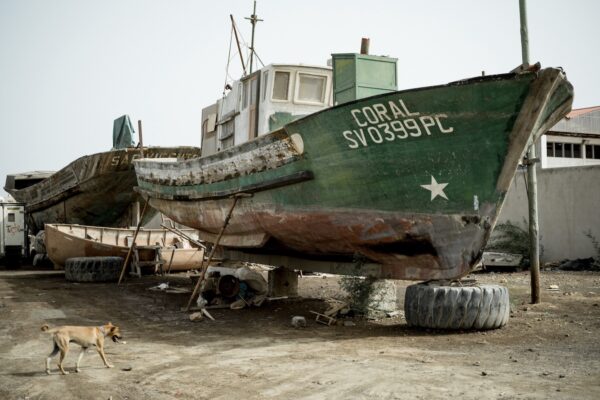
[135,69,573,280]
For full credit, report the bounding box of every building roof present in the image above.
[566,106,600,119]
[550,106,600,135]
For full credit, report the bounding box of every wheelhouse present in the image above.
[201,64,332,157]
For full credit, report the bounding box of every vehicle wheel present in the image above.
[64,256,123,283]
[404,283,510,330]
[3,246,23,269]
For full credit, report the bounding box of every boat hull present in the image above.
[45,223,204,271]
[135,69,573,280]
[5,147,200,233]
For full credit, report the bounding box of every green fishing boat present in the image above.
[134,52,573,281]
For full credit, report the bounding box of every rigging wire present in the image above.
[232,17,250,65]
[222,24,235,97]
[223,11,265,92]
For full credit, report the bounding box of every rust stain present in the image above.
[149,197,486,281]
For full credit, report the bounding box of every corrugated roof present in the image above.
[550,105,600,135]
[567,106,600,118]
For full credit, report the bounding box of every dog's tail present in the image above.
[41,324,50,332]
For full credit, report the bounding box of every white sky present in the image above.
[1,0,598,196]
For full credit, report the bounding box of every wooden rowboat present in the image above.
[45,223,204,271]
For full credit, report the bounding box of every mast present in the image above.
[245,0,263,74]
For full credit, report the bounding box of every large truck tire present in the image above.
[64,256,123,283]
[404,283,510,330]
[3,246,23,269]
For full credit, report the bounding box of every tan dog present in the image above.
[41,322,122,375]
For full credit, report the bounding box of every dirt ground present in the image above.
[0,264,599,400]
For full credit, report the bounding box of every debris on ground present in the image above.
[149,282,190,294]
[310,310,337,326]
[198,265,269,310]
[291,316,306,328]
[201,308,215,321]
[189,312,204,322]
[324,299,350,317]
[1,268,599,399]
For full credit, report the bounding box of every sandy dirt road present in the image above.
[0,266,599,400]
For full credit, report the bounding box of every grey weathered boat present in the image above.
[5,146,200,233]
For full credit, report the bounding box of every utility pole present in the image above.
[245,0,263,74]
[519,0,540,304]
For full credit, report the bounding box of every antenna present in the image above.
[245,0,263,74]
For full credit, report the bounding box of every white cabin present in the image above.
[201,64,333,156]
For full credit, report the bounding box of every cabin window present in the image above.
[220,120,235,150]
[297,73,326,103]
[262,71,269,101]
[242,80,249,109]
[272,71,290,101]
[8,213,15,222]
[221,120,234,140]
[250,78,258,106]
[546,142,554,157]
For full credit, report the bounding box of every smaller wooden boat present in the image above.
[45,223,204,272]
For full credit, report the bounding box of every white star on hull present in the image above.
[421,175,449,201]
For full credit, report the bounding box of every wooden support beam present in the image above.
[185,193,251,311]
[118,200,149,285]
[165,249,176,275]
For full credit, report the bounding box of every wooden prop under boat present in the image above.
[45,223,204,272]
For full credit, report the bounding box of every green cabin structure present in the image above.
[331,53,398,105]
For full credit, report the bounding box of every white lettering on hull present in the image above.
[343,99,454,148]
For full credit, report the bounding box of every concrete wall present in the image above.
[497,165,600,262]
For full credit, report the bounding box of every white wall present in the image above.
[497,165,600,262]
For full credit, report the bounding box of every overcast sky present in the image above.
[1,0,598,197]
